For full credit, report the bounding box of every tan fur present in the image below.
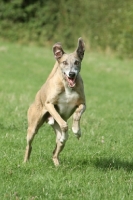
[24,38,86,166]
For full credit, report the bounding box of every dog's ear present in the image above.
[53,43,65,60]
[76,38,85,61]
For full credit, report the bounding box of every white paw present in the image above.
[59,133,68,143]
[47,117,54,125]
[72,127,79,134]
[72,127,81,139]
[60,136,65,143]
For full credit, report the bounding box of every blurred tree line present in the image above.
[0,0,133,57]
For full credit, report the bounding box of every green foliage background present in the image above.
[0,0,133,57]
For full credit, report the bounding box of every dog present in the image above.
[24,38,86,166]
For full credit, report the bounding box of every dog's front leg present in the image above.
[45,102,68,143]
[72,104,86,139]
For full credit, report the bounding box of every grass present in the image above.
[0,41,133,200]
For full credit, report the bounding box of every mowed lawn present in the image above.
[0,41,133,200]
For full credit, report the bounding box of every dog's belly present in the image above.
[57,89,79,120]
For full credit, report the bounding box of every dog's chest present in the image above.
[57,88,79,119]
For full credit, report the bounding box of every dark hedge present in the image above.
[0,0,133,57]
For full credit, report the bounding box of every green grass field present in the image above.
[0,41,133,200]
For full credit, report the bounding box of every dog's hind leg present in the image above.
[24,126,36,162]
[52,122,68,166]
[24,104,45,162]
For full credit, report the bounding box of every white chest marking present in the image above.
[57,88,79,119]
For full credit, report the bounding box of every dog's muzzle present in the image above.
[64,72,77,88]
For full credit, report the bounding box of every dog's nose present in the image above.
[69,72,75,78]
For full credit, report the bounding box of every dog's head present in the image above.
[53,38,85,88]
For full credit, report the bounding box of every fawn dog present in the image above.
[24,38,86,166]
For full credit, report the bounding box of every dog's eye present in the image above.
[74,60,80,65]
[63,61,68,65]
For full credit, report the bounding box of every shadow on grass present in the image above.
[66,156,133,172]
[93,157,133,172]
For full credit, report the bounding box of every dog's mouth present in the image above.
[64,73,76,88]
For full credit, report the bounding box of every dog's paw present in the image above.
[72,127,81,134]
[60,137,65,143]
[72,127,81,139]
[53,157,60,166]
[61,121,68,132]
[47,116,54,125]
[59,133,69,143]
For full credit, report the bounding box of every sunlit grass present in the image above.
[0,42,133,199]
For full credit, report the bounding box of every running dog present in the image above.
[24,38,86,166]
